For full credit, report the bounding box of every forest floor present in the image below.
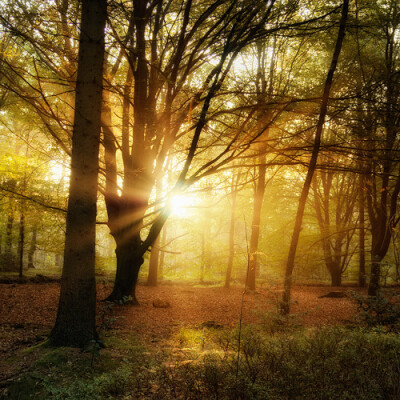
[0,280,363,386]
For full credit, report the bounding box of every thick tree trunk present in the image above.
[105,191,150,302]
[368,255,382,296]
[281,0,348,315]
[106,204,171,302]
[106,233,143,303]
[51,0,106,347]
[329,265,342,287]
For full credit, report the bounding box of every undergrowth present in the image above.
[3,322,400,399]
[350,290,400,332]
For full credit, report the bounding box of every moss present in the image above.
[22,339,51,354]
[34,347,71,369]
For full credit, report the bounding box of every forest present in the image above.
[1,0,400,398]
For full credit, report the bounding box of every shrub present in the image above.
[5,326,400,399]
[350,290,400,332]
[154,326,400,399]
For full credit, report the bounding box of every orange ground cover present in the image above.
[0,282,363,382]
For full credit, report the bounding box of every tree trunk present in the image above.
[200,228,206,284]
[225,186,237,288]
[18,203,25,278]
[106,233,143,303]
[54,254,62,269]
[50,0,106,347]
[103,65,154,301]
[159,226,167,280]
[105,191,170,302]
[246,155,266,290]
[27,225,37,269]
[368,255,382,296]
[6,197,14,258]
[147,233,160,286]
[281,0,348,314]
[245,38,273,291]
[358,175,366,287]
[330,265,342,287]
[147,180,163,286]
[108,203,173,301]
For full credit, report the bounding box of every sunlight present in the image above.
[48,160,68,182]
[169,193,197,217]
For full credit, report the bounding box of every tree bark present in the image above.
[104,184,150,302]
[110,206,172,300]
[106,232,143,304]
[330,266,342,287]
[369,257,382,296]
[50,0,106,347]
[281,0,348,314]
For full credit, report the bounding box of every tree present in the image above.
[1,0,348,299]
[246,40,272,291]
[103,0,280,302]
[358,173,367,287]
[50,0,106,347]
[342,0,400,295]
[311,168,358,286]
[363,0,400,295]
[225,169,241,288]
[281,0,349,314]
[147,178,164,286]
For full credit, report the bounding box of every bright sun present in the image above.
[48,160,69,182]
[169,193,197,217]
